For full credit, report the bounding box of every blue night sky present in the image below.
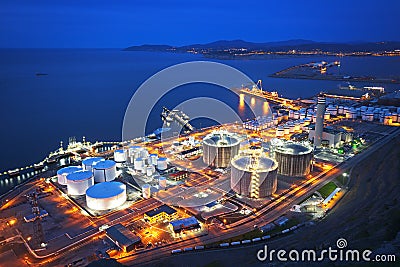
[1,0,399,48]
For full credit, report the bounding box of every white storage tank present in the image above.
[86,182,126,210]
[157,157,168,170]
[146,166,154,176]
[82,157,104,172]
[392,113,398,123]
[57,166,82,185]
[93,160,117,182]
[66,170,94,195]
[338,106,344,115]
[150,154,158,165]
[128,145,141,157]
[159,176,167,188]
[134,157,144,171]
[142,184,151,199]
[114,149,127,163]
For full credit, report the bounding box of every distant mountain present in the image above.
[124,40,400,54]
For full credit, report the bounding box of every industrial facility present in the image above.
[202,130,240,168]
[66,170,94,195]
[230,155,278,198]
[56,166,82,185]
[92,160,117,182]
[274,142,313,177]
[86,181,127,210]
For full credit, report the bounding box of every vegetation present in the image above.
[318,181,337,198]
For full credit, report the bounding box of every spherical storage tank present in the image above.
[202,131,240,168]
[114,149,127,163]
[231,155,278,198]
[86,182,126,210]
[274,142,313,177]
[66,170,94,195]
[82,157,104,172]
[93,160,117,182]
[57,166,82,185]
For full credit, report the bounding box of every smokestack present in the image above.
[314,95,326,148]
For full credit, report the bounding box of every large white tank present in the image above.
[134,157,144,171]
[66,170,94,195]
[57,166,82,185]
[128,145,141,157]
[114,149,127,163]
[157,157,168,170]
[142,184,151,199]
[149,154,158,165]
[82,157,104,172]
[159,176,167,188]
[139,148,149,159]
[86,182,126,210]
[146,166,153,176]
[93,160,117,182]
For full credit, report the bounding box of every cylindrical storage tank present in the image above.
[142,184,151,199]
[274,142,313,177]
[139,148,149,159]
[231,155,278,198]
[82,157,104,172]
[338,106,344,115]
[289,110,294,119]
[128,146,141,157]
[146,166,153,176]
[293,111,300,120]
[114,149,127,163]
[275,126,284,137]
[93,160,117,182]
[157,157,168,170]
[202,131,240,168]
[350,110,357,119]
[134,157,144,171]
[86,182,126,210]
[149,154,158,165]
[66,170,94,195]
[57,166,82,185]
[159,176,167,188]
[324,112,330,120]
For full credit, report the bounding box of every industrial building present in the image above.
[144,204,178,224]
[86,181,127,210]
[66,170,94,195]
[169,216,200,234]
[105,224,141,252]
[202,130,240,168]
[231,155,278,198]
[93,160,117,182]
[167,170,189,181]
[308,126,352,148]
[56,166,82,185]
[274,142,313,177]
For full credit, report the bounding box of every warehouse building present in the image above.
[169,216,200,234]
[105,224,141,252]
[144,204,178,224]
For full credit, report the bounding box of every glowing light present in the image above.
[9,219,17,226]
[251,97,256,106]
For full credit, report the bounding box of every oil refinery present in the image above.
[1,80,400,267]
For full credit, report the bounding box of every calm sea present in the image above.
[1,49,399,174]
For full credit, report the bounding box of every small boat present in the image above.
[35,73,48,76]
